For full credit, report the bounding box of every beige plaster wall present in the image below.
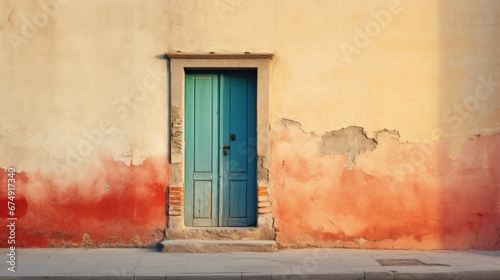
[1,0,170,178]
[164,0,499,143]
[1,0,499,173]
[1,1,174,247]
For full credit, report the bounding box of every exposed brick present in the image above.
[169,206,182,212]
[169,201,182,206]
[170,201,182,206]
[258,207,271,214]
[258,186,268,191]
[169,201,182,205]
[169,190,183,194]
[169,186,183,191]
[169,201,183,206]
[258,191,269,196]
[169,191,183,197]
[169,211,181,216]
[169,192,183,197]
[258,201,271,207]
[258,196,269,202]
[169,196,183,201]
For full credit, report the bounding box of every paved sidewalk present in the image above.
[0,248,499,279]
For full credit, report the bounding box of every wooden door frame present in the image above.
[165,53,276,240]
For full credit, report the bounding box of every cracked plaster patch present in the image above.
[320,126,378,169]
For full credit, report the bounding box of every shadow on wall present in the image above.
[436,0,500,249]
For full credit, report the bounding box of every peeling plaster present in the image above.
[373,129,400,140]
[320,126,378,169]
[278,117,494,171]
[171,106,183,163]
[257,156,269,183]
[279,119,385,169]
[82,233,93,247]
[280,118,307,130]
[282,114,499,164]
[271,121,500,249]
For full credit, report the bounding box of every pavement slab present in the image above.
[0,248,498,279]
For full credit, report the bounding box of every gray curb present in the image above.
[1,270,500,280]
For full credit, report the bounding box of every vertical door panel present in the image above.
[229,181,247,218]
[221,71,257,227]
[185,74,219,227]
[193,181,212,218]
[229,78,248,173]
[193,78,213,173]
[193,77,213,173]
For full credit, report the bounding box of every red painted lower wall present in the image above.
[1,127,498,250]
[271,125,500,249]
[0,156,169,248]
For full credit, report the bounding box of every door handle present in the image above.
[223,145,231,156]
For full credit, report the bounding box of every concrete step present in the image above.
[165,226,275,241]
[161,239,278,253]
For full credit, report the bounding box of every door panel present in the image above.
[185,71,256,227]
[193,77,213,173]
[193,181,212,218]
[228,78,248,173]
[221,72,257,226]
[185,74,219,227]
[229,181,247,218]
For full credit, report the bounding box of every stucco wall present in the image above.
[0,0,499,248]
[0,0,171,247]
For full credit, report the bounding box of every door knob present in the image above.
[223,145,231,155]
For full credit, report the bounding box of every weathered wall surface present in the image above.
[0,0,499,248]
[272,121,499,249]
[163,0,500,249]
[0,0,171,247]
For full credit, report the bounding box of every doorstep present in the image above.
[161,239,278,253]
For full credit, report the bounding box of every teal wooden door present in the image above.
[185,71,257,227]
